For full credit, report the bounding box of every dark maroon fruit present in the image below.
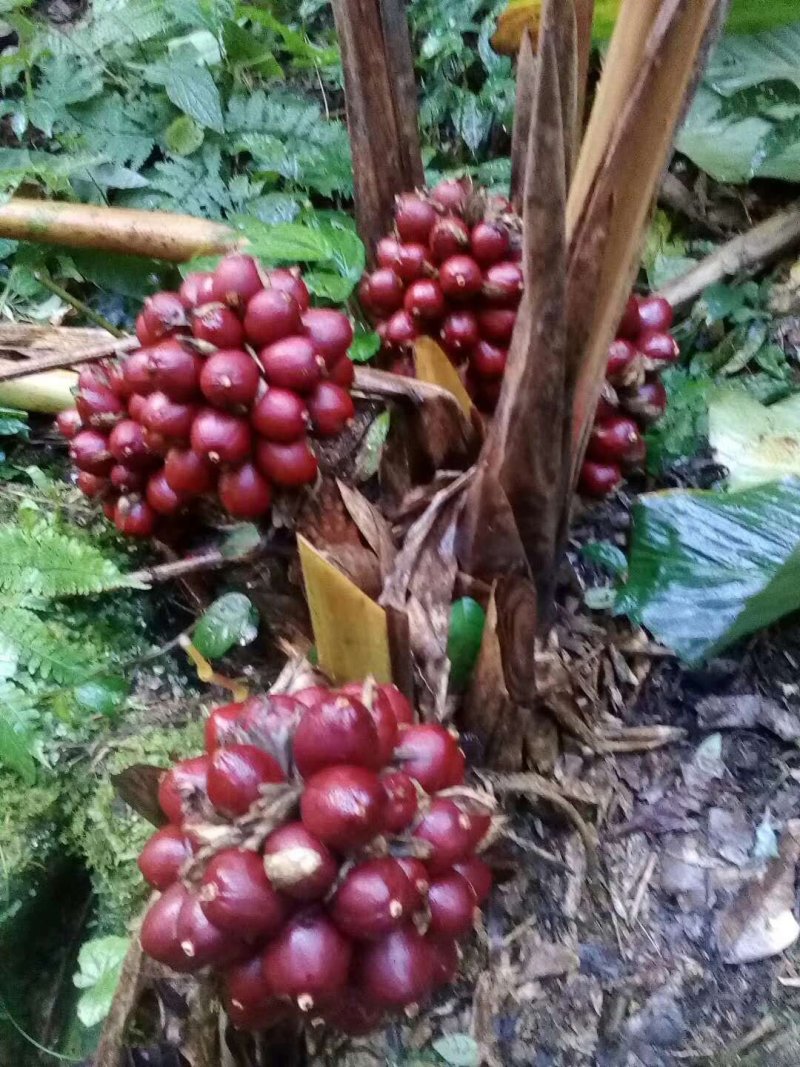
[606,339,640,386]
[470,339,507,379]
[70,430,113,475]
[113,497,155,537]
[158,755,210,823]
[77,471,109,498]
[56,409,83,439]
[177,891,244,969]
[624,377,667,424]
[163,447,216,496]
[483,261,524,307]
[638,295,674,332]
[301,309,354,368]
[207,743,286,817]
[140,882,192,971]
[429,216,470,263]
[138,292,187,345]
[251,387,309,442]
[395,195,438,244]
[428,936,459,987]
[617,294,642,339]
[244,288,302,347]
[293,694,381,779]
[78,365,112,392]
[141,392,196,441]
[307,381,355,436]
[262,911,352,1010]
[109,419,158,469]
[439,255,483,300]
[379,770,418,833]
[238,694,302,758]
[413,798,479,875]
[394,724,464,793]
[578,459,622,498]
[102,498,118,520]
[586,416,643,464]
[300,765,385,850]
[205,701,244,751]
[338,683,399,765]
[386,309,418,348]
[638,329,680,366]
[477,308,516,344]
[218,462,272,518]
[404,279,445,322]
[211,254,264,309]
[395,858,430,908]
[356,926,434,1007]
[427,872,477,937]
[471,221,511,266]
[595,384,619,423]
[138,825,192,889]
[331,858,416,940]
[395,243,430,284]
[378,684,415,726]
[441,311,479,359]
[430,178,470,212]
[146,471,184,516]
[452,857,492,904]
[75,384,126,430]
[190,409,252,466]
[263,822,338,901]
[192,303,245,349]
[376,236,404,271]
[367,269,405,315]
[255,439,318,487]
[268,268,310,312]
[122,350,155,396]
[224,957,289,1030]
[200,849,289,940]
[259,336,324,393]
[149,339,202,401]
[179,271,215,309]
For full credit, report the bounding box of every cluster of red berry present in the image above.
[138,681,494,1035]
[56,255,356,537]
[579,293,678,497]
[359,179,522,413]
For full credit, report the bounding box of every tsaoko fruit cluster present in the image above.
[138,681,494,1035]
[579,293,679,498]
[57,255,356,537]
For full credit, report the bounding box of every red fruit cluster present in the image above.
[56,255,357,537]
[579,293,679,498]
[359,179,522,413]
[138,680,494,1035]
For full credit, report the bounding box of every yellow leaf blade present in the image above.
[491,0,542,56]
[414,336,474,417]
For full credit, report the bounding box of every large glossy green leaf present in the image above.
[709,388,800,489]
[193,592,259,659]
[617,479,800,664]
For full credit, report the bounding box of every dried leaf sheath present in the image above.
[510,31,536,212]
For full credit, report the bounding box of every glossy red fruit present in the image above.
[141,392,196,441]
[179,271,215,309]
[427,872,477,937]
[638,294,674,333]
[158,754,210,823]
[138,292,187,345]
[624,377,668,424]
[109,419,158,469]
[367,269,405,315]
[140,882,192,971]
[146,471,184,516]
[441,311,479,359]
[262,911,352,1010]
[430,178,470,212]
[122,350,156,396]
[338,683,399,765]
[149,339,202,401]
[292,685,331,708]
[205,701,244,751]
[301,309,354,368]
[138,825,192,890]
[587,417,643,464]
[219,462,272,518]
[251,387,308,442]
[386,309,418,348]
[483,261,524,307]
[379,770,418,833]
[268,268,310,312]
[300,765,385,850]
[439,255,483,300]
[606,339,640,386]
[395,195,438,244]
[477,308,516,345]
[211,254,264,309]
[163,447,215,496]
[428,936,459,987]
[255,439,318,487]
[452,857,492,904]
[331,858,416,940]
[259,336,324,393]
[78,364,113,392]
[395,858,430,908]
[223,956,280,1030]
[595,385,619,423]
[200,849,289,940]
[377,236,404,270]
[378,684,415,726]
[190,409,252,466]
[404,279,445,321]
[56,409,83,439]
[578,460,622,498]
[263,822,338,901]
[244,289,302,347]
[192,304,246,349]
[307,382,355,436]
[207,744,286,817]
[394,724,464,792]
[471,221,511,266]
[429,217,470,263]
[356,926,434,1007]
[102,498,118,521]
[238,694,302,757]
[111,464,145,493]
[638,329,680,366]
[470,339,507,379]
[77,472,109,498]
[75,385,126,430]
[413,798,479,875]
[395,243,430,284]
[70,430,113,475]
[113,497,155,537]
[177,891,244,969]
[617,294,642,339]
[293,694,381,779]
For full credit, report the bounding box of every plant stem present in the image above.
[0,336,137,383]
[33,272,126,337]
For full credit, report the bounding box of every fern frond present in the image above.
[0,524,140,598]
[0,605,100,684]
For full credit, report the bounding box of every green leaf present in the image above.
[234,218,333,263]
[0,524,140,597]
[0,407,28,438]
[73,675,129,716]
[709,387,800,488]
[447,598,486,689]
[354,410,390,482]
[0,711,35,783]
[165,114,205,155]
[581,540,629,578]
[70,248,167,299]
[617,478,800,664]
[432,1033,480,1067]
[304,271,355,302]
[73,935,129,1028]
[165,55,225,133]
[349,328,380,364]
[645,369,712,476]
[193,592,259,658]
[221,523,261,559]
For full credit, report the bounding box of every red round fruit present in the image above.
[268,268,310,312]
[395,243,430,284]
[380,770,418,833]
[441,311,479,359]
[356,926,434,1007]
[292,685,331,708]
[386,309,418,348]
[56,409,83,439]
[624,377,668,425]
[102,499,118,521]
[177,891,244,969]
[238,694,302,757]
[262,911,352,1010]
[244,289,302,347]
[452,857,492,904]
[483,261,524,307]
[378,684,415,726]
[331,858,416,940]
[301,309,354,368]
[149,339,202,401]
[587,416,643,465]
[200,849,289,940]
[138,292,187,345]
[617,293,642,339]
[338,683,399,765]
[428,936,459,987]
[251,387,308,442]
[110,464,144,493]
[122,350,155,396]
[163,447,215,496]
[192,303,245,349]
[307,381,355,436]
[638,295,674,333]
[395,858,430,907]
[595,385,619,423]
[179,271,215,309]
[470,339,507,379]
[638,329,680,366]
[141,392,196,441]
[78,364,112,392]
[606,339,640,386]
[140,882,192,971]
[205,701,244,751]
[413,798,478,874]
[75,385,125,430]
[427,872,477,938]
[300,765,385,850]
[158,754,210,823]
[109,419,158,469]
[207,743,286,817]
[430,178,470,212]
[114,497,156,538]
[224,957,289,1030]
[394,724,464,792]
[263,822,338,901]
[190,409,252,466]
[218,462,272,518]
[578,459,622,498]
[211,254,264,309]
[127,394,148,422]
[138,825,192,890]
[367,269,405,315]
[259,335,324,393]
[293,694,381,779]
[77,471,108,498]
[70,430,113,475]
[404,279,445,322]
[478,308,516,345]
[395,195,438,244]
[439,255,483,300]
[146,471,184,516]
[377,236,404,271]
[471,221,511,266]
[429,217,470,263]
[255,439,318,487]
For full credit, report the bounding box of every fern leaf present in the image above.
[0,524,141,598]
[0,605,98,684]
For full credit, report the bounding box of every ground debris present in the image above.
[696,693,800,743]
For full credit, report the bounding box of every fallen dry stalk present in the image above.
[0,335,137,383]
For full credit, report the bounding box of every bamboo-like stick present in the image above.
[0,363,77,412]
[0,336,136,383]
